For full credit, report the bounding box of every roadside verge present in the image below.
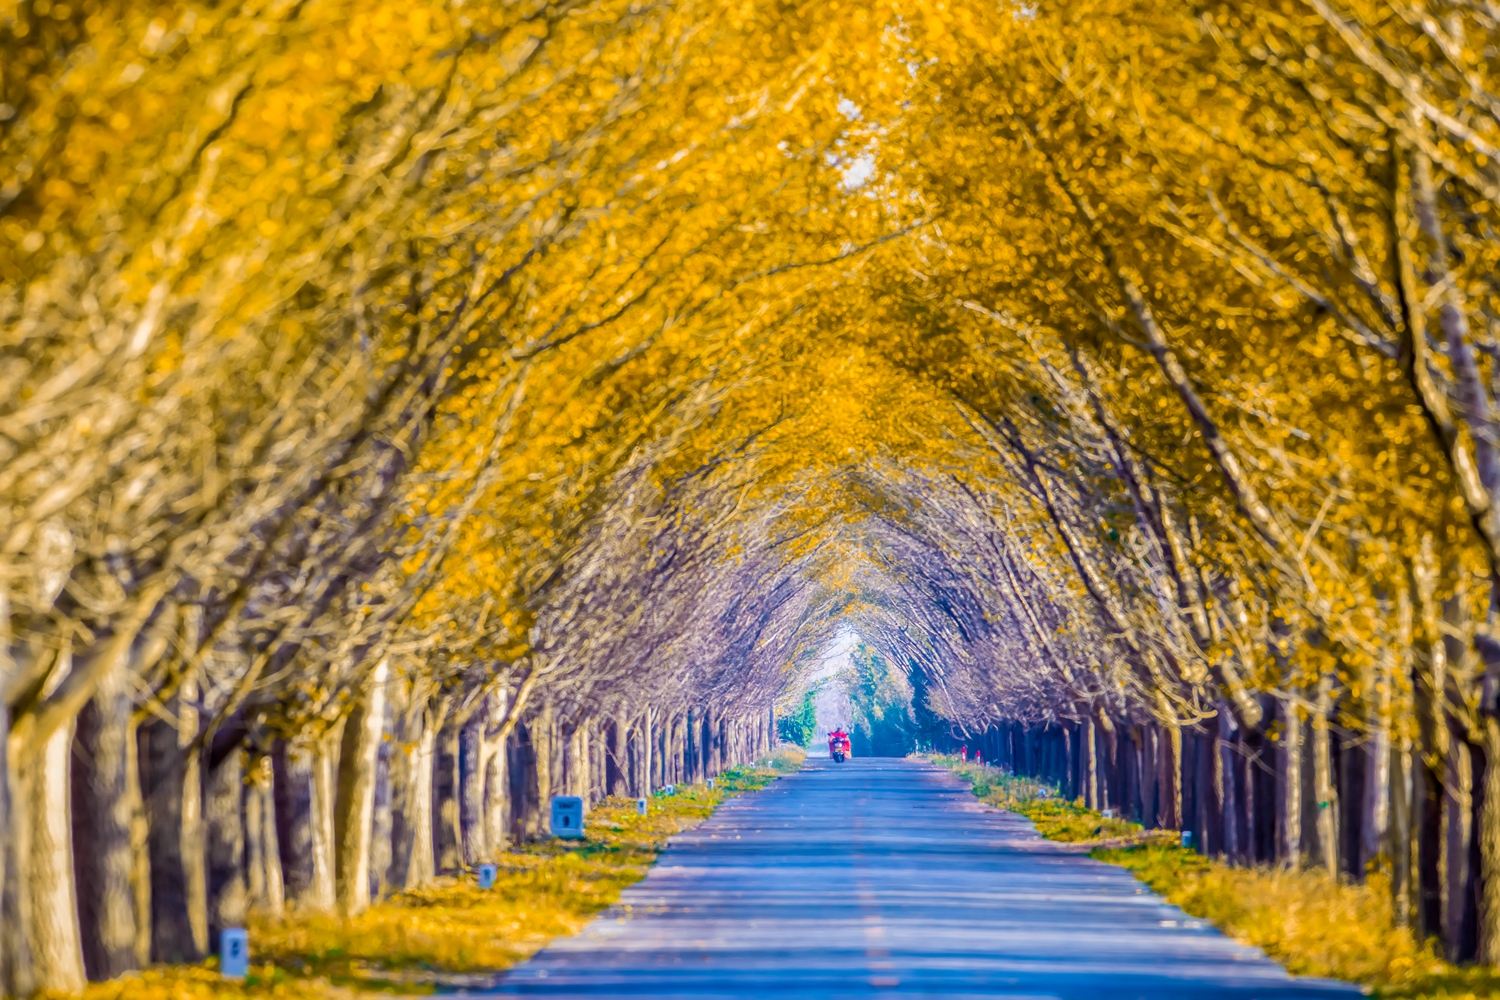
[75,749,805,1000]
[924,752,1500,1000]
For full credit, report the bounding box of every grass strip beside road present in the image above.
[928,753,1500,1000]
[932,754,1158,845]
[74,749,805,1000]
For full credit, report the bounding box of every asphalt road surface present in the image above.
[467,757,1363,999]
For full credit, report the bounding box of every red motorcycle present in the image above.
[828,729,852,762]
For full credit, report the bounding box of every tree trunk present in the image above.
[1134,725,1154,826]
[1279,699,1303,865]
[181,685,209,949]
[547,709,566,805]
[1416,744,1446,937]
[1364,658,1394,875]
[662,713,676,785]
[1445,730,1475,958]
[684,709,698,784]
[565,723,590,799]
[1463,734,1488,962]
[370,730,392,903]
[1061,724,1076,799]
[1098,714,1119,812]
[675,711,687,784]
[72,678,141,980]
[1311,678,1339,875]
[593,719,608,801]
[12,720,87,992]
[0,701,36,997]
[536,703,556,809]
[307,736,338,910]
[384,697,415,893]
[1249,723,1275,862]
[334,657,388,916]
[1388,737,1413,926]
[1198,727,1221,856]
[637,709,654,797]
[607,710,628,797]
[480,692,511,860]
[390,710,437,889]
[700,708,715,777]
[656,714,669,787]
[1218,709,1240,862]
[244,754,284,916]
[1478,716,1500,963]
[1180,728,1197,846]
[1159,722,1181,829]
[675,711,686,783]
[672,711,685,784]
[456,714,482,866]
[275,738,336,911]
[205,749,247,952]
[433,718,463,874]
[1082,717,1098,810]
[139,711,207,961]
[1362,726,1391,876]
[508,718,541,841]
[273,741,312,906]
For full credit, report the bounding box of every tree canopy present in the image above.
[6,0,1500,992]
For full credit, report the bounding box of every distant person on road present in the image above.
[828,727,852,761]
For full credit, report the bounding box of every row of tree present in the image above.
[1,0,875,994]
[808,0,1500,970]
[9,0,1500,991]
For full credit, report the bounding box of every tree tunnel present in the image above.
[5,0,1500,993]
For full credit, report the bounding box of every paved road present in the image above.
[468,758,1363,999]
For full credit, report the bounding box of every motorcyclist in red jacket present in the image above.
[828,728,852,760]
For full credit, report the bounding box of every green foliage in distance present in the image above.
[846,643,921,756]
[776,686,819,747]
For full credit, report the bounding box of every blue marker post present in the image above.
[220,928,249,979]
[636,797,648,815]
[477,863,498,890]
[1180,830,1194,850]
[550,795,585,839]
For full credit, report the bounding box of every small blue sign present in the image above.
[706,778,715,790]
[1181,830,1194,849]
[551,795,585,839]
[220,927,249,979]
[636,797,648,815]
[477,863,498,889]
